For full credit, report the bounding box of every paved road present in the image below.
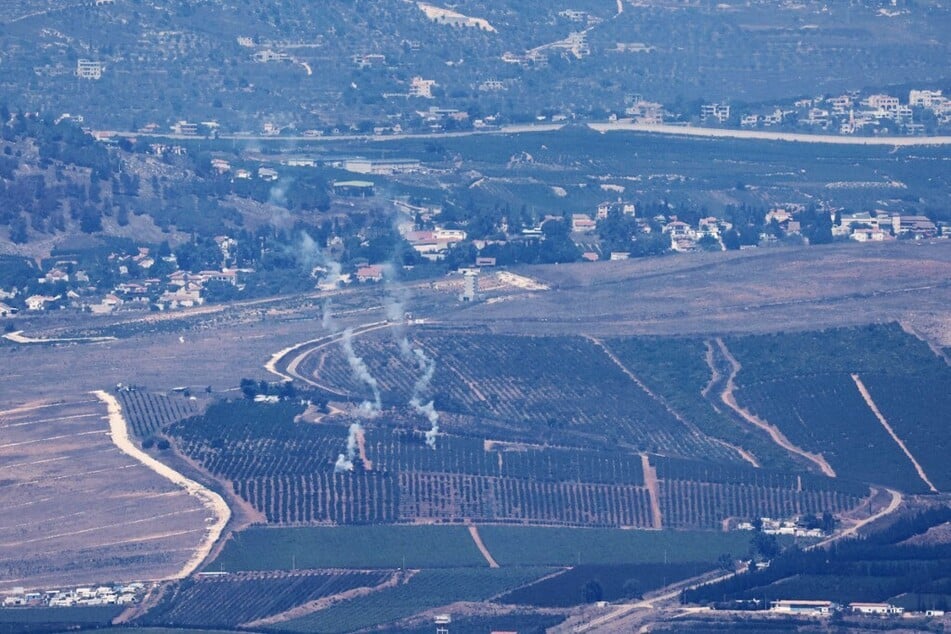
[94,121,951,146]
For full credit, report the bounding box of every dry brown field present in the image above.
[0,397,209,591]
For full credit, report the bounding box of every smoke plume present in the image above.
[341,328,381,415]
[333,422,364,473]
[321,300,335,331]
[297,231,342,288]
[408,347,439,448]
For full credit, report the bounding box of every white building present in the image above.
[76,59,103,80]
[850,603,904,616]
[409,77,437,98]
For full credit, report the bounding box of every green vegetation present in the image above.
[0,606,122,634]
[603,336,796,469]
[737,375,928,491]
[863,372,951,491]
[498,562,712,607]
[686,507,951,607]
[393,613,565,634]
[727,324,946,383]
[726,324,949,492]
[478,527,755,566]
[138,571,389,628]
[317,331,734,459]
[213,525,487,570]
[273,568,551,634]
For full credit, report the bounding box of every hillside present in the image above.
[0,1,948,132]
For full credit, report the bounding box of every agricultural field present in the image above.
[726,324,949,493]
[862,372,951,492]
[170,398,658,527]
[212,526,487,571]
[116,389,200,438]
[735,374,927,491]
[137,570,391,628]
[476,527,756,567]
[0,396,208,591]
[600,336,796,469]
[299,330,738,459]
[272,568,552,634]
[498,562,712,607]
[0,606,122,634]
[394,612,565,634]
[653,456,867,530]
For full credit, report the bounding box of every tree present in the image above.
[697,234,721,252]
[717,553,734,572]
[79,207,102,233]
[581,579,603,603]
[722,229,741,251]
[751,532,780,560]
[622,578,642,599]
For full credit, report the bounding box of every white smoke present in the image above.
[341,328,381,415]
[334,453,353,473]
[408,347,439,448]
[333,422,364,473]
[321,300,335,331]
[269,177,291,207]
[297,232,342,288]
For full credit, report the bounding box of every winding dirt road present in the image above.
[715,339,836,478]
[93,391,231,580]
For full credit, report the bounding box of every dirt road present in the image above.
[716,339,836,477]
[640,454,663,529]
[851,374,937,493]
[467,525,500,568]
[94,390,231,579]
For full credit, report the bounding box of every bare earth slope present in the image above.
[448,241,951,337]
[0,396,211,591]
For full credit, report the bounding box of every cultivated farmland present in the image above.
[297,331,738,459]
[273,568,552,634]
[726,324,949,493]
[861,372,951,491]
[213,525,487,570]
[137,570,391,628]
[476,527,758,567]
[116,389,200,438]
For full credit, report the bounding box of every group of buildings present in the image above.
[2,583,144,608]
[0,238,248,318]
[739,89,950,134]
[770,600,943,619]
[623,89,950,135]
[833,211,938,242]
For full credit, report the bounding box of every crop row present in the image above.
[736,374,928,492]
[367,432,644,485]
[314,331,735,459]
[138,570,389,628]
[862,373,951,492]
[235,473,398,524]
[659,480,862,530]
[651,455,870,498]
[117,390,197,437]
[398,472,654,527]
[275,568,552,633]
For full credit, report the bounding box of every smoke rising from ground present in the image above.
[409,347,439,448]
[334,422,364,472]
[341,328,381,415]
[297,231,342,287]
